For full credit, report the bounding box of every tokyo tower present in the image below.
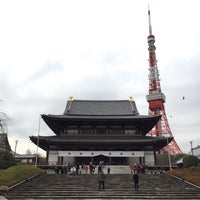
[146,8,182,155]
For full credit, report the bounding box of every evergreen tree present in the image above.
[0,149,15,169]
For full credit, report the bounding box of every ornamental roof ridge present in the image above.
[69,99,130,102]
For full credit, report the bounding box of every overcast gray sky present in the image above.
[0,0,199,156]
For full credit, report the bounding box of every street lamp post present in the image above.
[14,140,19,158]
[189,140,193,155]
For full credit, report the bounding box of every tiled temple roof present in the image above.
[64,99,139,116]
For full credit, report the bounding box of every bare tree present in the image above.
[0,100,11,133]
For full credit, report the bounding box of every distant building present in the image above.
[14,153,36,165]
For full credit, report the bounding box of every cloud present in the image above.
[0,0,200,155]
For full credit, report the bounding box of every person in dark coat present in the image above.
[97,170,105,190]
[133,172,139,190]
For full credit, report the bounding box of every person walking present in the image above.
[97,170,105,190]
[85,165,89,174]
[133,171,139,190]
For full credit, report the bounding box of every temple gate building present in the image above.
[30,97,172,166]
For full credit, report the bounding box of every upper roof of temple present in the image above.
[41,98,161,135]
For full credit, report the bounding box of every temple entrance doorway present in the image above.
[76,157,91,165]
[75,156,109,165]
[110,157,127,165]
[94,155,128,165]
[94,155,109,165]
[75,156,127,165]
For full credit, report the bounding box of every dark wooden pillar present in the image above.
[46,149,49,165]
[58,156,61,165]
[140,157,145,165]
[109,157,112,165]
[74,157,76,165]
[139,157,142,164]
[154,149,157,165]
[61,156,63,165]
[91,157,94,164]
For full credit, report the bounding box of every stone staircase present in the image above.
[8,172,200,199]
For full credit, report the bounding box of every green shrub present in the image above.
[183,155,199,168]
[0,149,15,169]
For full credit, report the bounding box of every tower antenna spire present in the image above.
[148,4,152,36]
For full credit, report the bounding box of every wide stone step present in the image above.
[8,173,200,200]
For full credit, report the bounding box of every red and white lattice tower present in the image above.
[146,8,182,155]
